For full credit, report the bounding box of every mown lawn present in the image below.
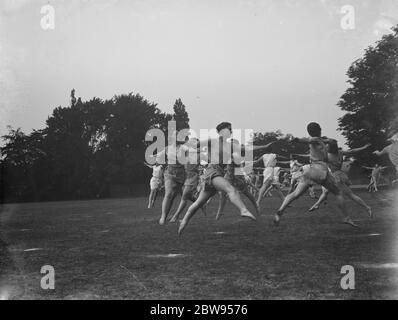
[1,189,397,299]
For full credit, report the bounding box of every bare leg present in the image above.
[309,187,328,212]
[274,181,310,225]
[211,176,256,220]
[178,189,215,235]
[342,186,372,218]
[169,188,189,222]
[257,180,272,211]
[288,178,298,194]
[322,177,358,228]
[152,189,159,208]
[368,178,376,192]
[160,184,179,225]
[148,189,156,209]
[242,188,260,215]
[216,192,227,220]
[179,177,256,235]
[263,185,273,198]
[373,177,379,192]
[273,185,285,201]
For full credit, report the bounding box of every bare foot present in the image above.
[256,202,261,213]
[178,220,187,236]
[255,203,260,216]
[308,204,319,212]
[343,217,359,228]
[240,209,256,221]
[274,212,281,226]
[169,216,177,223]
[367,207,373,219]
[201,205,207,216]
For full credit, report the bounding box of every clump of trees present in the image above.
[338,26,398,165]
[0,90,189,202]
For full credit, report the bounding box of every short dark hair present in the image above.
[216,122,232,133]
[328,140,339,154]
[307,122,322,137]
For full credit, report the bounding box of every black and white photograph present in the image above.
[1,0,398,304]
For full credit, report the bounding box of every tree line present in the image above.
[0,91,189,202]
[1,26,397,203]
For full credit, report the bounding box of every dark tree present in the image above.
[172,98,190,131]
[337,26,398,164]
[1,90,176,202]
[251,130,309,165]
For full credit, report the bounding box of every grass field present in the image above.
[1,189,397,300]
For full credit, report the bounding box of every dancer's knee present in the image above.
[226,187,239,199]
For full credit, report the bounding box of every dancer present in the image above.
[178,122,274,235]
[274,122,357,227]
[169,138,207,223]
[288,158,304,193]
[216,142,260,220]
[156,132,188,225]
[254,153,287,211]
[262,167,289,198]
[308,141,372,218]
[373,135,398,184]
[289,155,317,199]
[145,162,164,209]
[363,164,388,192]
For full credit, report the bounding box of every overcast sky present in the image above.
[1,0,397,145]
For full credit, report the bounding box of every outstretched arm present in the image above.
[342,143,371,156]
[245,141,278,152]
[292,153,310,158]
[143,162,154,169]
[277,160,292,164]
[244,156,264,167]
[293,136,334,145]
[373,145,390,157]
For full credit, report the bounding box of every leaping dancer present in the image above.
[145,162,164,209]
[178,122,276,235]
[308,141,372,218]
[274,122,357,227]
[363,164,389,193]
[216,140,260,221]
[252,153,289,212]
[170,138,207,223]
[373,134,398,185]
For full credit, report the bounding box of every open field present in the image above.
[1,189,397,300]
